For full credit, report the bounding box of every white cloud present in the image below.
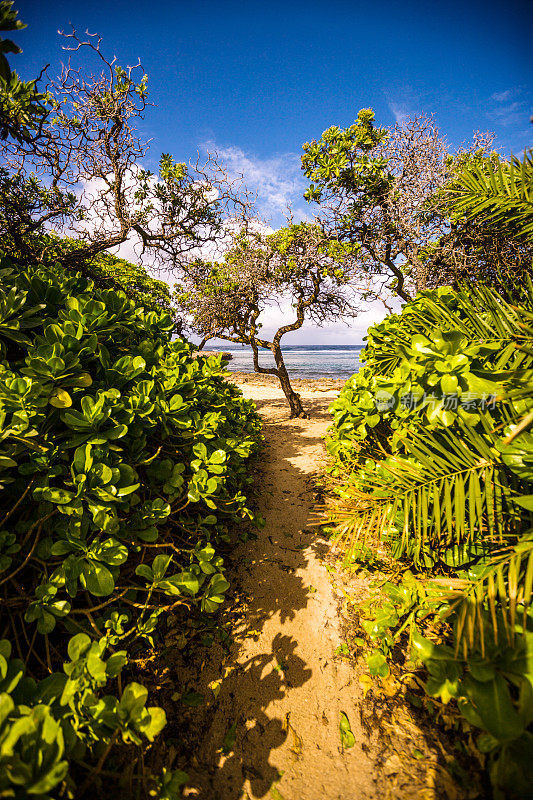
[384,85,422,125]
[488,87,530,128]
[386,100,410,125]
[202,142,309,226]
[490,89,515,103]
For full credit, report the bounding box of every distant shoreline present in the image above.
[196,345,362,381]
[204,344,364,351]
[227,370,346,390]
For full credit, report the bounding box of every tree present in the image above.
[0,23,249,283]
[301,109,495,302]
[175,222,360,417]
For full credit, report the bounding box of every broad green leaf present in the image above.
[67,633,91,662]
[463,674,525,741]
[221,721,237,754]
[339,711,355,748]
[49,387,72,408]
[181,690,204,707]
[514,495,533,511]
[81,562,115,596]
[139,706,166,741]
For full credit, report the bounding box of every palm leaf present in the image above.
[448,149,533,241]
[326,423,523,562]
[367,280,533,379]
[429,537,533,657]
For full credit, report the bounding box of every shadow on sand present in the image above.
[153,397,333,799]
[147,389,477,800]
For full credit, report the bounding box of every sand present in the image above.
[178,376,377,800]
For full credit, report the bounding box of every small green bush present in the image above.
[326,282,533,798]
[0,254,262,797]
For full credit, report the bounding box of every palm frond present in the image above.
[326,423,524,563]
[430,537,533,658]
[367,280,533,379]
[448,149,533,240]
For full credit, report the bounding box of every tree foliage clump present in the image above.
[430,147,533,294]
[302,109,532,301]
[176,221,360,417]
[448,148,533,241]
[325,281,533,796]
[0,253,262,797]
[0,1,47,142]
[3,230,176,317]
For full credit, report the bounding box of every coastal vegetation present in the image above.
[0,2,532,797]
[0,252,262,797]
[0,6,262,797]
[324,151,533,797]
[179,111,532,418]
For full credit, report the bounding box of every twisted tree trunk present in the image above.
[201,296,310,417]
[271,343,307,418]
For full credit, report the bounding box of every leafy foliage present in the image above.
[0,252,262,797]
[7,232,176,317]
[448,149,533,240]
[325,281,533,798]
[0,2,47,141]
[301,109,497,300]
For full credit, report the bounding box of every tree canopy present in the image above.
[301,109,499,301]
[175,221,360,416]
[0,17,249,285]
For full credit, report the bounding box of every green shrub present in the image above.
[0,253,262,798]
[326,282,533,798]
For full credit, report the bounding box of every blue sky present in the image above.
[14,0,533,343]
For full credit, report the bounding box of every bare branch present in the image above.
[0,29,253,276]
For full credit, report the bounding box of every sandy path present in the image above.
[183,381,376,800]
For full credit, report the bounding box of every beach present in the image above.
[227,370,346,394]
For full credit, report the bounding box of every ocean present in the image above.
[220,344,365,380]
